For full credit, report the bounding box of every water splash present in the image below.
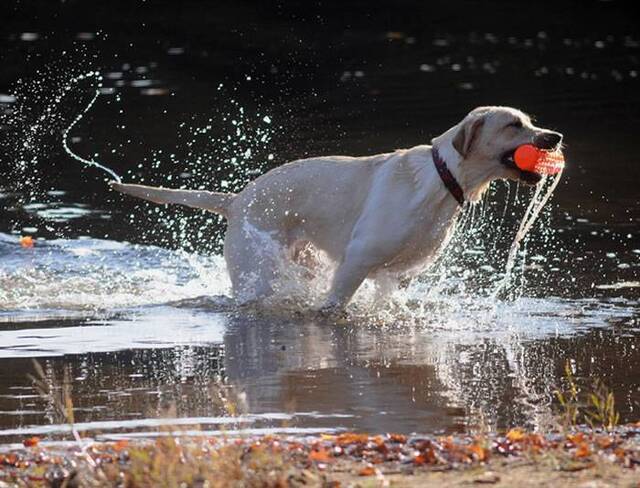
[496,172,564,296]
[125,85,277,253]
[61,72,122,183]
[0,233,228,312]
[0,60,126,240]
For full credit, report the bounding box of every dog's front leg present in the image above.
[322,241,379,311]
[323,261,371,311]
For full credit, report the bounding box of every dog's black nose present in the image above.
[534,131,563,150]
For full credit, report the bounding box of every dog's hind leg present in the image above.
[223,220,286,303]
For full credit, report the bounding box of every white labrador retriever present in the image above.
[111,106,562,310]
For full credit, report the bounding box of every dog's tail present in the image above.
[110,182,235,217]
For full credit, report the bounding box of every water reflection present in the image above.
[0,294,638,442]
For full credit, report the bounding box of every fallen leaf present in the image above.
[440,435,455,449]
[5,454,18,466]
[309,448,331,462]
[371,435,385,447]
[114,440,129,451]
[387,433,407,443]
[527,433,546,448]
[613,447,627,460]
[413,454,427,465]
[469,443,488,462]
[506,429,525,442]
[23,437,40,448]
[358,465,376,476]
[595,436,614,449]
[574,442,592,459]
[414,449,437,465]
[567,432,585,445]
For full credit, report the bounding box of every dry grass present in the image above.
[555,361,620,432]
[2,361,637,487]
[102,437,319,487]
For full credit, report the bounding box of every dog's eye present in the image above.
[507,120,523,129]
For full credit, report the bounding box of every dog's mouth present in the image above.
[501,135,564,185]
[500,149,543,185]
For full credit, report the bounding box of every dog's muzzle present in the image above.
[501,131,563,185]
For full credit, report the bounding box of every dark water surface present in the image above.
[0,0,639,443]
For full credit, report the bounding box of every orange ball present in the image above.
[514,144,541,172]
[514,144,565,175]
[20,236,34,248]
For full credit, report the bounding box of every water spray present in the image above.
[61,72,122,183]
[495,171,564,298]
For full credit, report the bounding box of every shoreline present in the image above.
[1,425,639,487]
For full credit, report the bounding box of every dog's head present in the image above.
[432,106,563,200]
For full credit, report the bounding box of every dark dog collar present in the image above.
[432,146,465,207]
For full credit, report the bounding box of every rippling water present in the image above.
[0,215,637,442]
[0,0,639,443]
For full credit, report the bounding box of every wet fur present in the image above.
[111,106,562,310]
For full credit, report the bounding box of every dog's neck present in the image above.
[430,139,493,203]
[431,145,465,206]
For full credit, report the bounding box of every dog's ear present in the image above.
[452,115,485,158]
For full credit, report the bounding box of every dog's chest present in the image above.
[383,206,459,273]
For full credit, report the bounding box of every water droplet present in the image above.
[20,32,39,41]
